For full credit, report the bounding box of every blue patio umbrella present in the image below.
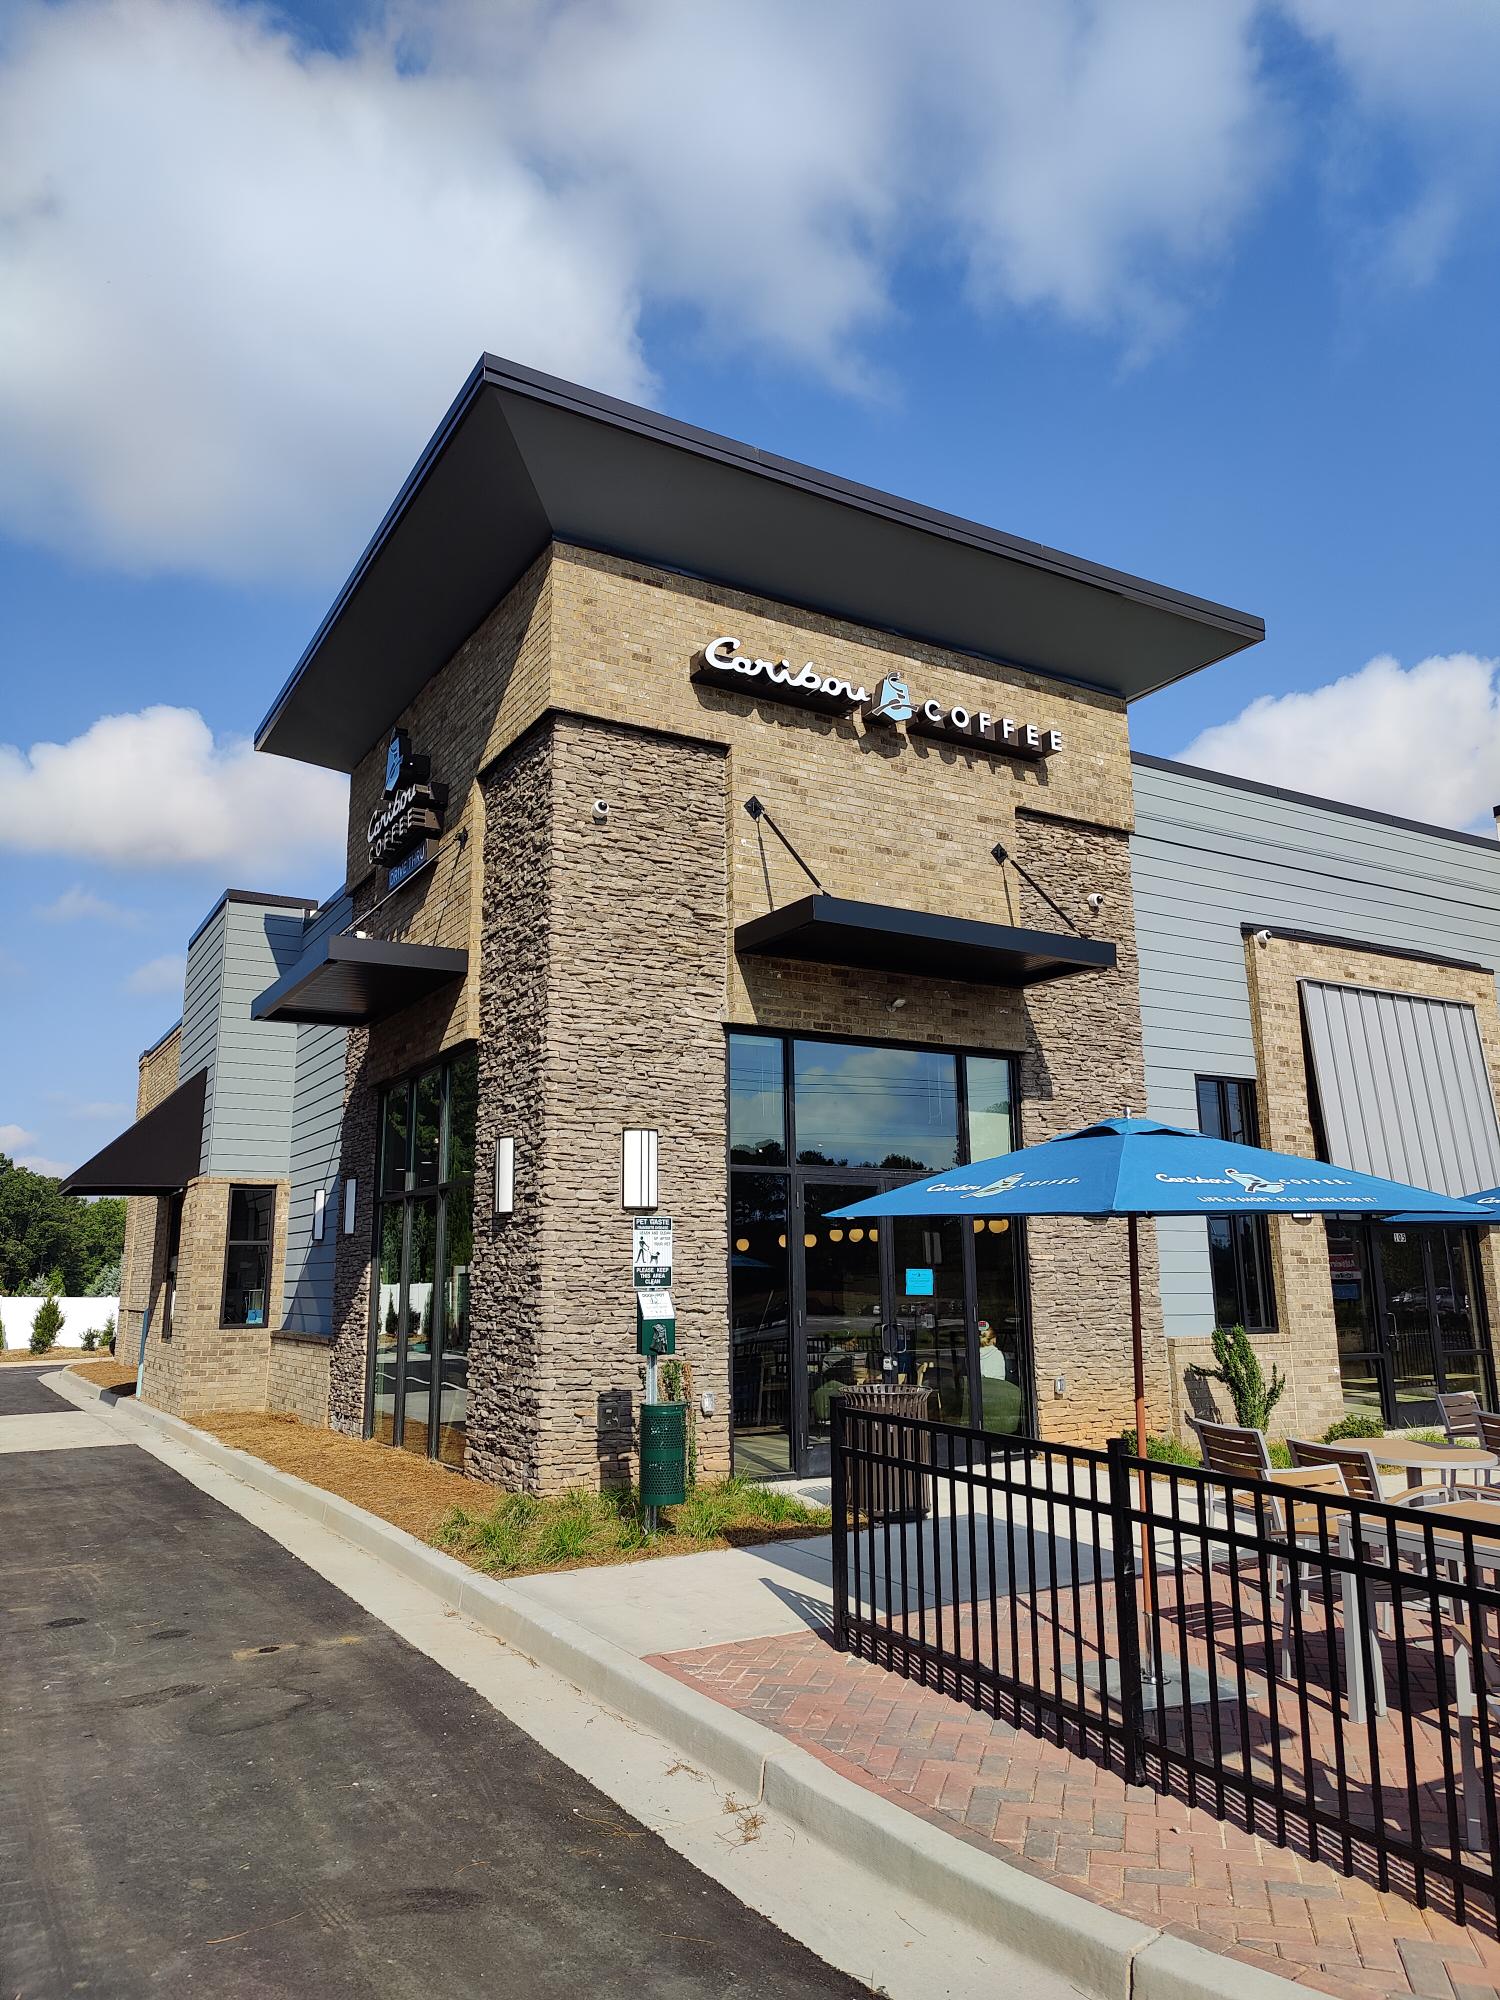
[832,1116,1489,1454]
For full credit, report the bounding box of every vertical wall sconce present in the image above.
[313,1188,326,1243]
[342,1178,358,1235]
[493,1136,516,1216]
[622,1128,659,1210]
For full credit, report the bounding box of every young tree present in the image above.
[30,1292,64,1355]
[1200,1323,1285,1433]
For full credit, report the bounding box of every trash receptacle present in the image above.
[640,1401,687,1508]
[840,1383,934,1522]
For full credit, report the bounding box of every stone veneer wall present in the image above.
[117,1025,182,1371]
[1243,932,1500,1437]
[1011,811,1168,1442]
[323,539,1163,1479]
[138,1175,286,1417]
[268,1331,332,1426]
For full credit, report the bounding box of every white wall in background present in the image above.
[0,1297,120,1351]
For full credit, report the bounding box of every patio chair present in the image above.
[1192,1418,1340,1629]
[1441,1564,1500,1853]
[1477,1409,1500,1481]
[1440,1393,1499,1492]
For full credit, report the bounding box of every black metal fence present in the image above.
[830,1400,1500,1925]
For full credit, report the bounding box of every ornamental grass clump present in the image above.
[1198,1323,1285,1434]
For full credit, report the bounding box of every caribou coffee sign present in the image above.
[368,728,447,882]
[692,637,1063,761]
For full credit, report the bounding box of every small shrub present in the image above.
[101,1314,116,1355]
[80,1329,98,1352]
[30,1294,64,1355]
[1195,1324,1285,1433]
[0,1309,6,1352]
[1118,1428,1201,1466]
[1322,1412,1384,1443]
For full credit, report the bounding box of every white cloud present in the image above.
[0,0,1286,581]
[1279,1,1500,288]
[123,953,187,997]
[1177,651,1500,832]
[37,886,144,926]
[0,705,346,874]
[0,1123,37,1153]
[15,1155,74,1178]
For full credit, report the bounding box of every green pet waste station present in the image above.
[639,1401,687,1508]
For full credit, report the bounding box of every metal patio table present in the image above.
[1341,1496,1500,1726]
[1363,1437,1499,1497]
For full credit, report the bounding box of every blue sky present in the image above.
[1,0,1498,1177]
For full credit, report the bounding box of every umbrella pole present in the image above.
[1128,1215,1157,1670]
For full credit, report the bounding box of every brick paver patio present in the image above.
[650,1625,1500,2000]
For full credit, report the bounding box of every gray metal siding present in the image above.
[200,901,307,1178]
[1131,760,1500,1339]
[1302,982,1500,1198]
[281,896,351,1336]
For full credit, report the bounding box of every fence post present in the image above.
[830,1397,849,1653]
[1107,1435,1147,1787]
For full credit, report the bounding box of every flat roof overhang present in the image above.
[61,1068,206,1196]
[251,934,468,1026]
[735,895,1117,986]
[256,355,1265,775]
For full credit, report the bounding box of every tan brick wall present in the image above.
[117,1025,182,1368]
[327,540,1158,1483]
[1243,933,1500,1435]
[138,1176,285,1418]
[268,1333,331,1426]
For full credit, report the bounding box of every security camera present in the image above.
[1086,893,1105,913]
[592,800,610,824]
[1253,928,1272,947]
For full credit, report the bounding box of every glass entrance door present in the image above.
[1329,1220,1494,1426]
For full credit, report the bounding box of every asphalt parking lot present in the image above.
[0,1371,863,1999]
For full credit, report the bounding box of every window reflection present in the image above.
[729,1034,786,1164]
[793,1041,958,1171]
[730,1174,791,1479]
[965,1056,1013,1163]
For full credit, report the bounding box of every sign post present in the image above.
[632,1218,680,1528]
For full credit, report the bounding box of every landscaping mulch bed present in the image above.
[68,1359,138,1393]
[191,1410,830,1576]
[197,1411,475,1543]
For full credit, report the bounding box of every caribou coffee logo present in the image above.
[692,637,1063,762]
[367,729,447,874]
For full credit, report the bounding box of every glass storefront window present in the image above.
[973,1217,1026,1434]
[370,1048,479,1462]
[793,1041,958,1172]
[1196,1077,1275,1331]
[965,1056,1013,1164]
[221,1185,274,1327]
[380,1086,409,1196]
[729,1173,791,1480]
[729,1034,786,1164]
[803,1180,883,1444]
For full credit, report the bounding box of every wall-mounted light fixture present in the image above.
[493,1136,516,1216]
[342,1178,358,1235]
[313,1188,326,1243]
[622,1129,659,1210]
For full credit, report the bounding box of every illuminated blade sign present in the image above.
[692,638,1062,760]
[367,728,448,874]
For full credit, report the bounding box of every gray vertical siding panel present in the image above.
[1131,760,1500,1339]
[1302,981,1500,1198]
[281,895,351,1336]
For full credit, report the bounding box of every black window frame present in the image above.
[220,1184,275,1329]
[1194,1075,1277,1333]
[725,1025,1032,1473]
[365,1046,478,1462]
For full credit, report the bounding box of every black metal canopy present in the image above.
[256,355,1264,774]
[61,1068,206,1196]
[735,895,1116,987]
[251,933,468,1027]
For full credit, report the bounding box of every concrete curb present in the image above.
[50,1369,1304,2000]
